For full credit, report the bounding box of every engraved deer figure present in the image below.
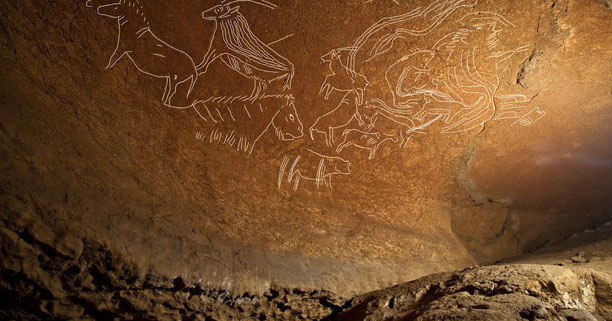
[96,0,198,106]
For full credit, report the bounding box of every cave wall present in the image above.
[0,0,611,296]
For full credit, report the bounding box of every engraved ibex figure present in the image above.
[320,49,369,105]
[198,0,295,100]
[96,0,198,106]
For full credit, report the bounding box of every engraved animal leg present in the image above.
[162,77,171,103]
[323,175,332,189]
[319,80,331,98]
[336,141,351,153]
[293,175,300,191]
[310,126,332,148]
[327,127,335,147]
[283,62,294,91]
[249,79,260,102]
[370,136,399,160]
[324,83,334,99]
[259,81,267,100]
[368,146,376,160]
[249,79,267,102]
[187,74,197,97]
[166,75,179,105]
[413,108,451,122]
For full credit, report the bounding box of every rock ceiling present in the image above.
[0,0,610,296]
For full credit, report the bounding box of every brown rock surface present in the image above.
[0,217,349,320]
[0,0,611,311]
[1,211,609,320]
[504,218,612,276]
[331,264,612,321]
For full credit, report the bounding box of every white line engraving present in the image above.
[95,0,198,106]
[511,107,546,126]
[193,94,303,154]
[299,0,546,192]
[278,149,351,191]
[198,0,294,100]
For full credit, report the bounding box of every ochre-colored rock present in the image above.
[332,264,612,320]
[0,0,611,306]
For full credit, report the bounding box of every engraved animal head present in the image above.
[361,100,380,121]
[272,96,304,141]
[97,2,124,19]
[202,0,276,20]
[320,49,341,63]
[202,5,238,20]
[326,157,351,175]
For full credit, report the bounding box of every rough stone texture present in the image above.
[0,212,348,320]
[0,0,611,300]
[332,265,612,321]
[2,206,609,320]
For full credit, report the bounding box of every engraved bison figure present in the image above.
[193,94,304,154]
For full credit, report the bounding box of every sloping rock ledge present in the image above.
[2,209,611,321]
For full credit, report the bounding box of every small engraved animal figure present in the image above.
[198,0,294,100]
[336,129,399,160]
[309,95,366,147]
[279,149,351,191]
[96,1,198,106]
[320,49,369,105]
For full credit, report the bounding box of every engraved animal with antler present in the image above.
[198,0,294,100]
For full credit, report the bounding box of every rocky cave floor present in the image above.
[1,205,611,321]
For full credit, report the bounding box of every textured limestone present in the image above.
[332,265,612,321]
[0,0,611,298]
[2,213,609,320]
[0,213,348,320]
